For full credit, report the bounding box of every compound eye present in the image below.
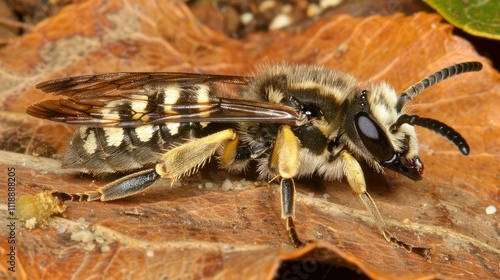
[302,104,323,119]
[355,112,395,161]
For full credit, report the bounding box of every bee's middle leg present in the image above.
[269,125,308,247]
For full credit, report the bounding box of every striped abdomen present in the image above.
[63,122,223,175]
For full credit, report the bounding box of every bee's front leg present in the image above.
[341,151,431,258]
[269,125,308,247]
[62,129,239,202]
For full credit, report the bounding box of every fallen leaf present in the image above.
[0,0,498,279]
[424,0,500,40]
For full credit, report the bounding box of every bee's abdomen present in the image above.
[62,122,204,175]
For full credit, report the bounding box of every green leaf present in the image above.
[424,0,500,40]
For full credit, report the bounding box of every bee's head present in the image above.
[344,62,481,181]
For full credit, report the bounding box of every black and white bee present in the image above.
[27,61,482,257]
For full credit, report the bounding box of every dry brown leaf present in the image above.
[0,0,499,279]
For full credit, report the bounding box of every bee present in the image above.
[27,61,482,257]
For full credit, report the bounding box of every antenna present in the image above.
[395,61,482,113]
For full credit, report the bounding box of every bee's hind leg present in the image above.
[55,168,160,202]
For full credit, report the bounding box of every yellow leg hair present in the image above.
[156,129,238,181]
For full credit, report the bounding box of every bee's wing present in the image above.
[34,72,251,97]
[27,72,304,127]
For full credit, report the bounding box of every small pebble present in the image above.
[221,179,233,191]
[320,0,343,9]
[56,226,67,234]
[25,218,37,230]
[101,245,110,253]
[485,205,497,215]
[307,4,322,18]
[240,12,254,25]
[71,229,95,243]
[259,0,276,12]
[269,13,292,30]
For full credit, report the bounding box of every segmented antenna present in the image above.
[396,61,482,113]
[392,114,469,155]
